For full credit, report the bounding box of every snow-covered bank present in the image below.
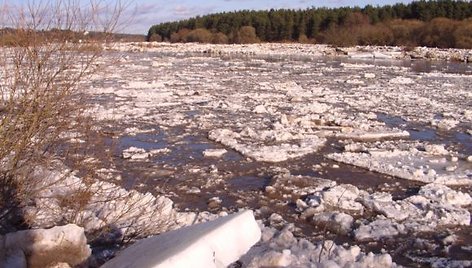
[12,162,226,266]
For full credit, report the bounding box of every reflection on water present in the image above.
[409,128,437,141]
[376,113,407,128]
[410,60,472,74]
[228,176,271,191]
[118,132,168,151]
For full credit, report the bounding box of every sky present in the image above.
[4,0,414,34]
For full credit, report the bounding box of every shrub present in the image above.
[357,24,394,46]
[298,34,310,44]
[185,28,213,43]
[212,32,229,44]
[418,17,458,48]
[148,33,163,42]
[453,19,472,49]
[0,0,125,234]
[235,26,260,44]
[387,19,424,47]
[170,28,191,43]
[321,26,357,47]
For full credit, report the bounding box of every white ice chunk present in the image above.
[209,128,326,162]
[327,150,472,185]
[253,104,269,114]
[321,184,364,213]
[122,147,150,160]
[1,224,90,268]
[390,77,414,84]
[419,183,472,206]
[203,148,228,157]
[313,211,354,234]
[355,219,406,241]
[101,210,261,268]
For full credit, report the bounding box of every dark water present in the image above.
[90,51,472,267]
[377,112,472,155]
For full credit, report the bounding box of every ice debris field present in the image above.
[84,43,472,267]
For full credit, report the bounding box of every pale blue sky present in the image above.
[6,0,414,34]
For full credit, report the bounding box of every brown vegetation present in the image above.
[185,28,213,43]
[234,26,260,44]
[453,18,472,49]
[0,2,104,232]
[0,0,156,240]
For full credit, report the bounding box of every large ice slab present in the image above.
[327,149,472,185]
[1,224,90,268]
[101,210,261,268]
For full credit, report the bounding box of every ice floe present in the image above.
[327,148,472,185]
[208,128,326,162]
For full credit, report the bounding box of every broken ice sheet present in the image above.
[208,128,326,162]
[327,145,472,185]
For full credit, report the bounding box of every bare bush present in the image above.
[148,33,163,42]
[387,19,424,47]
[234,26,260,44]
[418,17,458,48]
[21,165,175,243]
[185,28,213,43]
[357,24,394,46]
[212,32,229,44]
[170,28,191,43]
[453,18,472,49]
[0,0,127,234]
[321,25,357,47]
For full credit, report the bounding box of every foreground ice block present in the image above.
[1,224,90,268]
[102,210,261,268]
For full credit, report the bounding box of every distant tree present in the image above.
[235,26,259,44]
[170,28,191,43]
[363,5,380,24]
[357,24,394,45]
[418,17,458,47]
[343,12,370,27]
[280,11,294,40]
[212,32,229,44]
[307,13,322,39]
[148,33,162,42]
[252,12,270,41]
[185,28,213,43]
[146,0,472,47]
[453,19,472,48]
[387,19,424,46]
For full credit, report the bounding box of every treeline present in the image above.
[147,0,472,48]
[0,28,145,46]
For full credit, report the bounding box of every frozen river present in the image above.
[86,43,472,267]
